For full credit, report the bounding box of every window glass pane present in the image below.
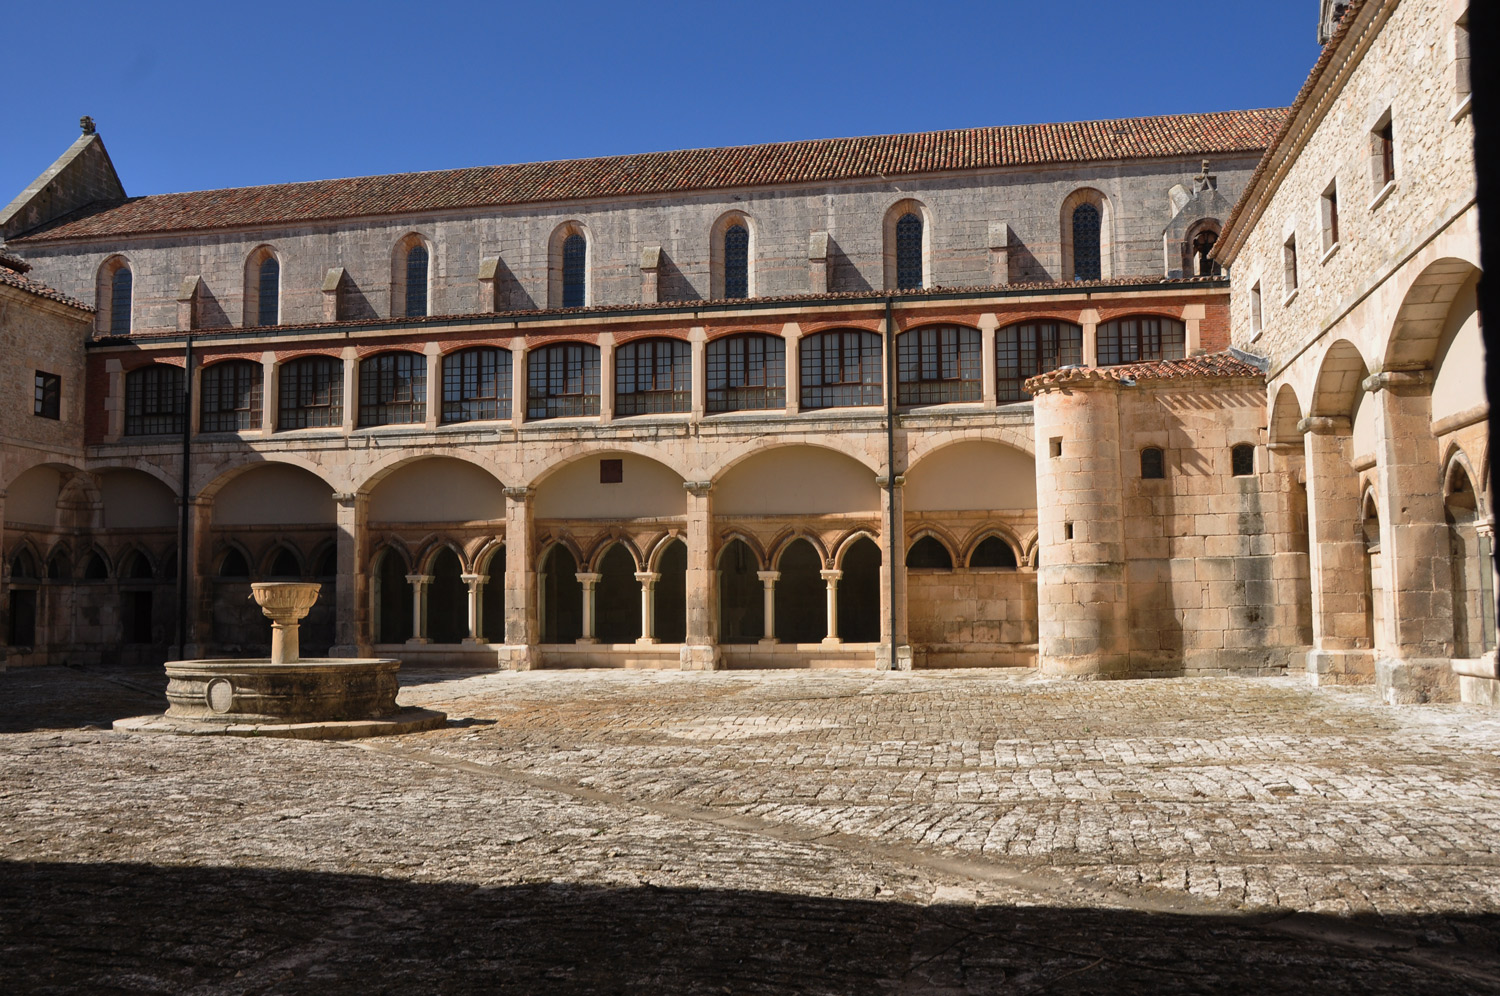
[723,224,749,299]
[896,212,923,290]
[124,365,184,435]
[897,325,979,406]
[110,267,132,334]
[996,322,1082,401]
[278,357,344,429]
[1072,204,1101,281]
[800,330,882,409]
[527,342,600,419]
[562,234,586,308]
[405,245,429,317]
[258,256,280,326]
[442,347,512,423]
[706,333,785,413]
[359,353,427,426]
[201,361,263,432]
[616,338,690,415]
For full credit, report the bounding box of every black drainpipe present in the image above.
[884,296,898,665]
[176,336,193,655]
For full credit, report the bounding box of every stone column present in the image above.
[500,486,536,669]
[330,491,370,657]
[510,337,528,428]
[182,496,214,658]
[1299,416,1372,683]
[635,572,660,644]
[340,347,358,433]
[978,314,998,407]
[757,571,779,644]
[576,573,601,643]
[682,481,719,669]
[783,325,802,416]
[820,569,842,645]
[405,574,433,644]
[877,475,912,670]
[461,573,487,645]
[1080,309,1100,368]
[260,352,278,434]
[598,333,615,422]
[424,345,441,429]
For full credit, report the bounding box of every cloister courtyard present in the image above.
[2,664,1499,993]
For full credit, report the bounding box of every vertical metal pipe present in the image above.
[884,297,898,662]
[176,336,193,655]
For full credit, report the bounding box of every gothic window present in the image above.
[896,325,980,406]
[799,330,883,410]
[724,224,749,299]
[905,536,953,570]
[258,255,280,325]
[83,551,110,580]
[110,265,133,334]
[1072,203,1101,281]
[358,352,427,426]
[562,233,586,307]
[968,536,1018,569]
[278,356,344,429]
[267,547,301,578]
[615,338,690,416]
[996,321,1083,402]
[706,333,785,413]
[124,365,184,436]
[405,244,429,317]
[1097,316,1186,366]
[442,347,512,423]
[217,549,250,578]
[527,342,600,419]
[200,360,263,432]
[896,212,923,290]
[1141,447,1166,479]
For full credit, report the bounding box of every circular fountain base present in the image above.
[114,658,447,740]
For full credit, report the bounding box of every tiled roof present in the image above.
[0,265,92,311]
[15,109,1285,242]
[1025,351,1264,392]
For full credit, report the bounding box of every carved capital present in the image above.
[330,491,361,508]
[756,570,780,585]
[1362,368,1431,394]
[503,486,535,502]
[1297,416,1350,436]
[820,569,843,584]
[874,474,906,488]
[405,574,433,586]
[634,571,661,587]
[683,480,714,497]
[574,572,602,589]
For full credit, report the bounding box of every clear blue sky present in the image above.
[4,1,1321,202]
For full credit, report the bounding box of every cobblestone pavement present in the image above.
[2,664,1499,994]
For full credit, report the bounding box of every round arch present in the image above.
[883,198,932,290]
[1269,382,1306,446]
[391,232,433,318]
[1384,257,1482,370]
[712,444,880,517]
[365,456,507,524]
[547,220,592,308]
[710,209,757,299]
[530,450,686,520]
[905,439,1037,513]
[1309,339,1371,419]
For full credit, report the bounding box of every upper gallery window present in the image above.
[1097,316,1186,366]
[359,352,427,426]
[278,356,344,430]
[200,360,263,433]
[124,365,184,436]
[442,347,512,424]
[800,330,882,410]
[615,338,690,416]
[896,325,980,406]
[706,333,784,413]
[996,321,1083,402]
[527,342,600,419]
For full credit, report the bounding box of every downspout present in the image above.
[176,336,193,656]
[884,296,898,665]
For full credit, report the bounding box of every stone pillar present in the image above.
[1183,303,1206,356]
[820,569,842,645]
[478,257,500,311]
[1299,416,1373,684]
[1080,309,1100,368]
[597,334,615,422]
[510,337,528,428]
[260,352,277,434]
[424,344,441,429]
[757,571,779,644]
[689,328,707,423]
[635,572,660,644]
[1031,374,1130,676]
[405,574,432,644]
[330,491,370,657]
[461,573,487,645]
[321,267,345,322]
[576,573,601,643]
[877,475,912,670]
[182,496,214,658]
[340,347,358,433]
[978,314,998,407]
[500,486,537,669]
[681,482,720,669]
[104,359,124,441]
[783,325,802,416]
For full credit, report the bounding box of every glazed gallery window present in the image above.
[527,342,600,419]
[707,333,785,413]
[359,352,427,426]
[33,371,60,419]
[442,347,512,423]
[1097,316,1186,366]
[124,365,184,436]
[615,338,690,416]
[200,360,263,432]
[996,321,1083,402]
[896,325,980,406]
[799,330,883,410]
[278,356,344,429]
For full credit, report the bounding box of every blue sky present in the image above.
[4,1,1320,202]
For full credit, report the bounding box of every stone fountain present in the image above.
[116,582,446,738]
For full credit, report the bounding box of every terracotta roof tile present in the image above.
[0,266,92,311]
[15,109,1285,242]
[1025,351,1264,392]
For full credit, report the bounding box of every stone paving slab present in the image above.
[2,664,1499,993]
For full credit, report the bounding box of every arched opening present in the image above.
[245,247,280,327]
[595,544,642,644]
[549,223,591,308]
[968,536,1018,569]
[905,536,953,570]
[540,544,583,644]
[7,550,38,648]
[391,235,431,318]
[1060,189,1110,282]
[706,333,785,413]
[481,545,506,642]
[218,549,250,578]
[1361,494,1381,650]
[718,539,764,644]
[427,548,468,644]
[775,539,825,644]
[266,547,301,579]
[374,548,413,645]
[1445,461,1494,657]
[654,540,687,644]
[883,200,929,290]
[837,537,881,643]
[83,551,110,580]
[97,256,132,335]
[1072,203,1101,280]
[45,550,69,581]
[711,212,754,300]
[121,551,155,580]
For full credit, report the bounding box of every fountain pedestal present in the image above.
[115,582,446,739]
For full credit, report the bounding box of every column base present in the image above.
[679,644,720,671]
[758,638,778,646]
[1305,649,1374,686]
[461,637,491,647]
[1375,656,1459,705]
[876,644,913,671]
[576,638,597,646]
[635,637,659,646]
[495,644,538,671]
[405,638,431,646]
[820,637,842,647]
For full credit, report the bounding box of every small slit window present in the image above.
[405,244,429,317]
[1320,182,1340,252]
[1231,444,1255,477]
[724,224,749,299]
[1283,235,1299,294]
[1141,447,1166,480]
[895,213,923,290]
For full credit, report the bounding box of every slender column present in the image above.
[341,347,358,433]
[820,569,843,645]
[782,324,801,415]
[1300,416,1372,682]
[635,572,660,644]
[597,333,615,422]
[978,313,998,407]
[500,486,536,668]
[682,481,719,668]
[260,352,277,434]
[576,573,601,643]
[1365,369,1454,658]
[330,491,370,656]
[757,570,779,644]
[877,475,911,669]
[424,344,441,429]
[182,496,213,658]
[405,574,433,644]
[510,337,528,429]
[461,573,487,644]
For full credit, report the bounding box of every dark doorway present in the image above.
[481,547,505,642]
[7,590,37,647]
[428,548,468,644]
[654,540,687,643]
[718,539,763,643]
[123,591,153,644]
[375,549,413,644]
[838,537,882,643]
[775,539,826,644]
[596,545,642,644]
[541,545,582,643]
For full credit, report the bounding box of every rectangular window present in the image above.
[527,343,601,419]
[1372,115,1395,192]
[615,339,691,416]
[33,371,60,419]
[200,362,263,433]
[278,357,344,430]
[1250,282,1263,338]
[996,322,1082,402]
[706,334,785,413]
[1283,236,1299,296]
[358,353,427,427]
[897,325,981,406]
[442,348,512,423]
[1455,13,1471,99]
[799,331,883,410]
[1320,182,1340,252]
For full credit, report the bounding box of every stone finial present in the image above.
[80,116,96,135]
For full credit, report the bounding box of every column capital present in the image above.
[405,574,433,585]
[634,571,661,587]
[756,570,780,584]
[1362,368,1432,394]
[1297,415,1350,436]
[874,474,906,488]
[575,572,601,588]
[461,573,485,587]
[683,481,714,496]
[503,486,535,502]
[331,491,362,507]
[820,569,843,583]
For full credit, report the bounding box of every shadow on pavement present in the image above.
[2,860,1495,995]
